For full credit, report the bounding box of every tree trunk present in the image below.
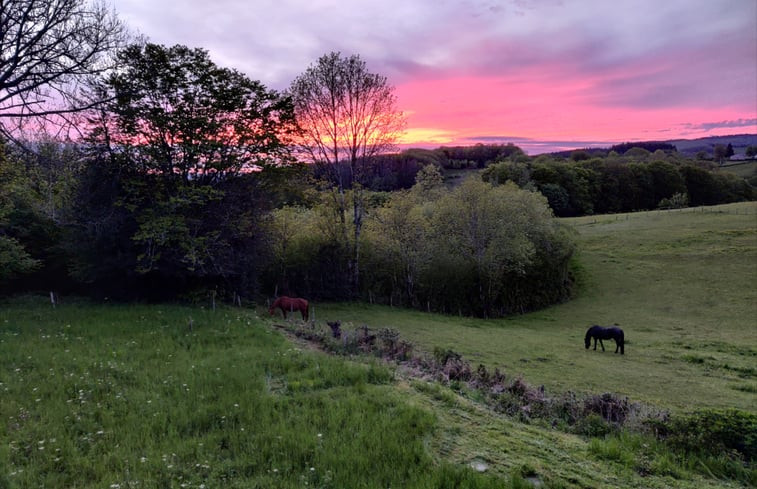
[351,187,364,297]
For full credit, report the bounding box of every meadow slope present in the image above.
[1,202,754,488]
[316,202,757,412]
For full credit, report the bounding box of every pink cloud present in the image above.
[395,73,756,150]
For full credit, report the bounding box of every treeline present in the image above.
[352,143,526,191]
[0,138,574,317]
[609,141,677,154]
[265,169,575,317]
[0,44,574,319]
[481,153,753,217]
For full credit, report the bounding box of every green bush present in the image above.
[658,192,689,209]
[575,413,614,437]
[658,409,756,462]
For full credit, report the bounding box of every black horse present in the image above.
[584,325,624,354]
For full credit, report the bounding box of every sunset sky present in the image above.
[114,0,757,154]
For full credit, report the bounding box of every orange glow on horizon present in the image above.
[393,75,757,152]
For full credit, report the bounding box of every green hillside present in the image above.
[1,202,754,488]
[317,202,757,412]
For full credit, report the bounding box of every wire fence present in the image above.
[566,202,757,226]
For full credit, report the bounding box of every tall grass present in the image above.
[0,297,507,488]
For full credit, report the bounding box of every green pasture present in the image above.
[1,202,754,488]
[0,299,747,489]
[0,299,514,488]
[721,160,757,182]
[315,202,757,412]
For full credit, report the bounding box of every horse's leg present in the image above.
[281,307,287,319]
[599,339,605,351]
[593,338,597,350]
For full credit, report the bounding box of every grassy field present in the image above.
[721,161,757,182]
[1,202,754,488]
[0,299,515,488]
[315,202,757,412]
[1,299,748,489]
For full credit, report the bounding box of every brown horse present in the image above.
[269,296,309,321]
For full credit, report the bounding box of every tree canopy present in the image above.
[68,43,297,298]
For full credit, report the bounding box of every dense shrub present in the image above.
[654,409,757,462]
[270,176,575,317]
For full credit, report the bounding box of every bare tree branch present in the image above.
[0,0,127,140]
[288,52,406,294]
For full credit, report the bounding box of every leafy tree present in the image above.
[73,43,295,298]
[289,51,406,295]
[570,150,591,162]
[646,160,686,204]
[21,138,84,222]
[481,160,531,187]
[429,178,568,317]
[745,145,757,158]
[100,43,295,182]
[413,164,444,193]
[658,192,689,209]
[0,0,126,138]
[713,144,731,164]
[0,140,39,281]
[680,165,720,206]
[623,147,652,160]
[538,183,570,216]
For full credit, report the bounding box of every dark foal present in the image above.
[584,325,624,354]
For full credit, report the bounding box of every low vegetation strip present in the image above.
[276,318,755,486]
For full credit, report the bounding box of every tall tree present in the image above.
[0,0,126,139]
[73,43,296,298]
[0,138,40,281]
[289,51,405,295]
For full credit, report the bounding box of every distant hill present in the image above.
[665,134,756,157]
[545,134,756,158]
